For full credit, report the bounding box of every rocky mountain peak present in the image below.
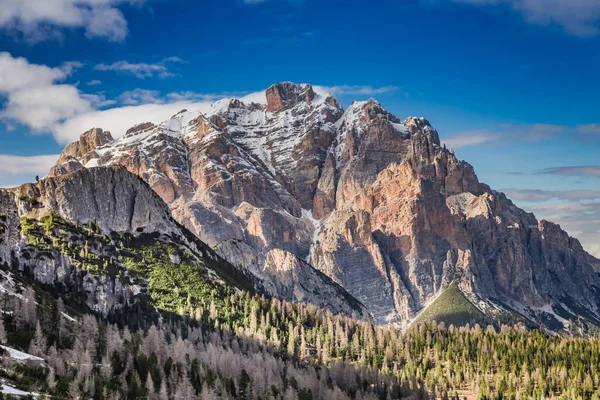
[44,83,600,331]
[58,127,113,164]
[14,166,175,235]
[126,122,155,135]
[265,82,316,112]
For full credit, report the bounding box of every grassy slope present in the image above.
[412,282,490,327]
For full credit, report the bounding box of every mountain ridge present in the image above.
[46,81,600,333]
[0,166,367,320]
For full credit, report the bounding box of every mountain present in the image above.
[49,82,600,333]
[0,166,366,320]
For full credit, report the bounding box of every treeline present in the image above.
[2,287,600,399]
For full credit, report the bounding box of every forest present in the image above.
[1,276,600,400]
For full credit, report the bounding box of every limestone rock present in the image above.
[45,82,600,330]
[266,82,315,112]
[215,239,368,319]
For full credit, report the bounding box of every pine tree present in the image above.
[0,316,6,344]
[68,380,81,399]
[28,321,47,356]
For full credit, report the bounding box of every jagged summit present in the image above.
[265,82,316,112]
[46,82,600,331]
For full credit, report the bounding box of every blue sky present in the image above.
[0,0,599,255]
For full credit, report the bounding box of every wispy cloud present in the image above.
[0,0,143,42]
[86,80,102,86]
[444,123,600,149]
[0,154,59,188]
[444,129,498,149]
[450,0,600,37]
[113,88,254,106]
[536,166,600,178]
[500,188,600,202]
[577,124,600,135]
[81,92,116,108]
[94,57,183,79]
[317,85,400,96]
[117,88,162,105]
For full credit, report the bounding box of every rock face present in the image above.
[49,82,600,330]
[13,167,174,234]
[0,166,364,319]
[215,239,368,319]
[0,167,175,315]
[266,82,315,112]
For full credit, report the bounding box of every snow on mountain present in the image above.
[48,82,600,329]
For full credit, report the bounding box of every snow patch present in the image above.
[0,345,44,362]
[61,312,77,322]
[1,383,40,397]
[446,193,476,216]
[301,209,321,264]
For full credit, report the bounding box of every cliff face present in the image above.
[49,82,600,331]
[0,166,365,319]
[14,167,174,234]
[215,239,368,319]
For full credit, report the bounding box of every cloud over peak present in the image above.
[316,85,401,97]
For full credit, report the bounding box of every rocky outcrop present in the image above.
[11,167,175,235]
[58,128,113,164]
[266,82,315,112]
[48,82,600,330]
[0,167,175,315]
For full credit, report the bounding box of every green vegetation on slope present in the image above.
[4,264,600,399]
[18,214,254,322]
[412,282,489,328]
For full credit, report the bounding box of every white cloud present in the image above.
[0,154,59,188]
[0,52,93,131]
[578,124,600,135]
[0,0,141,42]
[118,88,162,105]
[500,188,600,202]
[81,92,117,108]
[536,166,600,178]
[0,53,268,144]
[94,57,183,79]
[443,123,600,149]
[452,0,600,37]
[86,80,102,86]
[315,85,400,96]
[444,129,498,148]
